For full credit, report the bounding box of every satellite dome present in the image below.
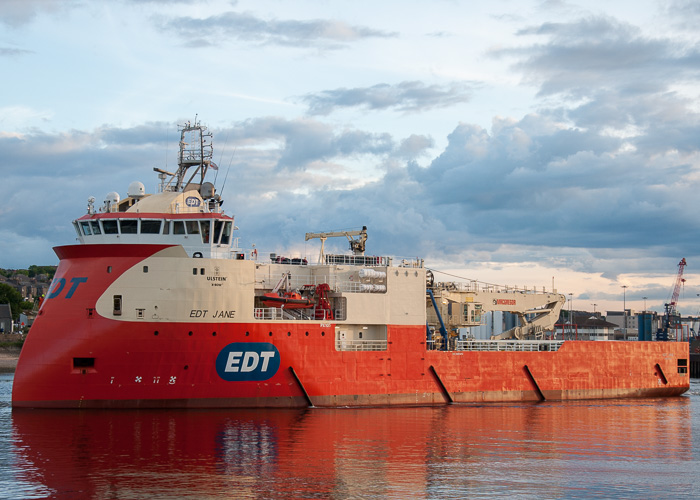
[105,192,120,204]
[200,182,215,199]
[127,181,146,198]
[103,192,120,213]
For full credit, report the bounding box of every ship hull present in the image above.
[12,244,690,408]
[13,319,689,409]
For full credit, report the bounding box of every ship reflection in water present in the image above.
[10,396,697,498]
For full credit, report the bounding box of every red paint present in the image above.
[12,245,690,409]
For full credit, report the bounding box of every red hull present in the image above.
[12,244,690,408]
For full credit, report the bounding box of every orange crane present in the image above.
[657,258,686,341]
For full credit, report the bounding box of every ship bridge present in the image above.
[73,189,239,259]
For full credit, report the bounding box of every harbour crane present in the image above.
[305,226,367,264]
[657,258,687,341]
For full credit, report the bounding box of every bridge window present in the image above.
[119,219,138,234]
[221,221,232,245]
[141,220,162,234]
[214,220,223,244]
[163,221,170,234]
[173,221,185,235]
[90,221,101,234]
[102,220,118,234]
[200,221,211,243]
[80,221,92,236]
[185,221,200,235]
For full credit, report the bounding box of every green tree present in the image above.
[0,283,22,321]
[28,265,56,279]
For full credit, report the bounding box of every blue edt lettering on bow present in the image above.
[185,196,201,207]
[215,343,280,381]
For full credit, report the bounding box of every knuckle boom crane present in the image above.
[426,273,566,344]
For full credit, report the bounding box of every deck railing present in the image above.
[335,339,388,351]
[426,339,564,352]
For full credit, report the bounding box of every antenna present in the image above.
[164,124,169,171]
[215,130,230,186]
[219,147,236,200]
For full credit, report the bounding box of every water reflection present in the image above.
[10,398,694,499]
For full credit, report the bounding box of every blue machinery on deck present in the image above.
[427,288,449,351]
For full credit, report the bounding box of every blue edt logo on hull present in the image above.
[215,343,281,381]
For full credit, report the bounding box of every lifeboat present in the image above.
[261,291,314,309]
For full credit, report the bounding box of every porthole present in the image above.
[245,331,250,336]
[212,331,217,337]
[188,331,193,336]
[287,331,291,336]
[269,331,273,337]
[154,331,159,336]
[321,331,325,336]
[305,331,309,336]
[184,365,189,370]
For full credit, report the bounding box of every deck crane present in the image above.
[657,258,687,341]
[305,226,367,264]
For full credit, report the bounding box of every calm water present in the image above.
[1,374,699,499]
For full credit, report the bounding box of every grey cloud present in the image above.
[397,135,434,159]
[405,114,700,260]
[124,0,200,3]
[0,46,33,57]
[160,10,394,49]
[500,16,700,99]
[666,0,700,29]
[4,111,700,287]
[301,81,474,115]
[0,0,79,28]
[221,117,394,171]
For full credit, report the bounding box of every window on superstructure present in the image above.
[214,220,224,244]
[102,220,118,234]
[119,219,138,234]
[141,220,162,234]
[173,221,186,235]
[113,295,122,316]
[221,221,232,245]
[90,221,101,235]
[73,222,81,238]
[200,221,211,243]
[80,221,92,236]
[163,221,170,234]
[185,221,200,235]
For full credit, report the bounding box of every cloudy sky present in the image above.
[2,0,700,315]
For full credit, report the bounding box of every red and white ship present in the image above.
[12,120,689,408]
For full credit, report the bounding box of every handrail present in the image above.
[335,339,388,351]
